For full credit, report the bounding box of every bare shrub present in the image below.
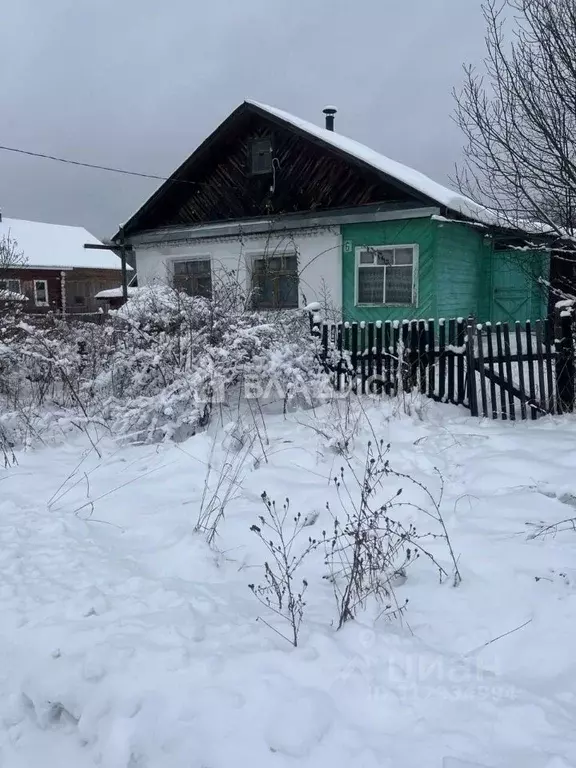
[0,423,16,468]
[195,430,256,546]
[325,440,461,629]
[324,442,410,628]
[527,517,576,539]
[302,392,364,458]
[249,493,320,647]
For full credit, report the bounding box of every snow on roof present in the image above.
[95,287,139,299]
[0,217,126,270]
[247,100,509,229]
[0,289,27,302]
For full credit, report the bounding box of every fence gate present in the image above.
[312,313,575,420]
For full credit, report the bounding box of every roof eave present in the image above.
[114,102,255,241]
[117,101,444,240]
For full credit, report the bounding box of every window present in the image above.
[250,138,272,175]
[0,279,21,294]
[252,254,298,309]
[173,259,212,298]
[34,279,49,306]
[356,245,416,305]
[67,280,88,307]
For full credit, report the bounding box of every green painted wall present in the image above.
[341,217,549,324]
[341,218,437,322]
[434,220,485,319]
[489,247,549,323]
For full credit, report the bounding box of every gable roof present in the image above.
[1,217,123,270]
[118,100,535,239]
[247,101,495,225]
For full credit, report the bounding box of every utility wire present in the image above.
[0,143,206,186]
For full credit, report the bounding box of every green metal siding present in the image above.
[341,218,436,323]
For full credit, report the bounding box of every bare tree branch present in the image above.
[0,231,27,274]
[454,0,576,248]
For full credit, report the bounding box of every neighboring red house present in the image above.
[0,215,128,314]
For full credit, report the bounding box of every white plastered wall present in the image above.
[134,227,342,314]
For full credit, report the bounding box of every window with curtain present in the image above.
[173,259,212,298]
[252,254,298,309]
[356,245,416,305]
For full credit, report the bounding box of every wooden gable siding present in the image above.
[126,111,425,234]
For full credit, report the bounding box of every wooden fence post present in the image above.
[556,307,575,413]
[466,322,479,417]
[456,318,466,404]
[309,310,321,337]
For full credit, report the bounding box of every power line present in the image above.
[0,143,204,186]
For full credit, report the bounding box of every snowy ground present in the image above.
[1,398,576,767]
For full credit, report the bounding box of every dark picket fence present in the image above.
[311,313,575,420]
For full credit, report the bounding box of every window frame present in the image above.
[66,279,88,308]
[170,255,213,298]
[33,279,49,307]
[0,278,21,295]
[354,244,418,307]
[248,137,273,176]
[249,251,299,310]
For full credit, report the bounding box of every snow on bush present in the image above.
[0,284,333,446]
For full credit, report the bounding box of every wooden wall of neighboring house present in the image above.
[64,268,122,313]
[6,269,63,313]
[2,268,122,314]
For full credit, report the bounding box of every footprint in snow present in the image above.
[264,688,335,758]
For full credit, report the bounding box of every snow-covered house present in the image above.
[115,101,550,324]
[0,216,125,314]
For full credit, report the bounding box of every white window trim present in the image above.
[33,279,49,307]
[247,250,300,310]
[354,244,419,307]
[0,278,21,293]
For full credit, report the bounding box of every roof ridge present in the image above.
[245,99,494,224]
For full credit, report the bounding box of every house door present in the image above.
[490,251,532,324]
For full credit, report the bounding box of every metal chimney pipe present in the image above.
[323,106,337,131]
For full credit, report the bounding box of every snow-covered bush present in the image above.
[0,283,333,446]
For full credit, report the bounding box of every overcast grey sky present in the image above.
[1,0,486,239]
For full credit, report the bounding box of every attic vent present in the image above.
[250,138,272,175]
